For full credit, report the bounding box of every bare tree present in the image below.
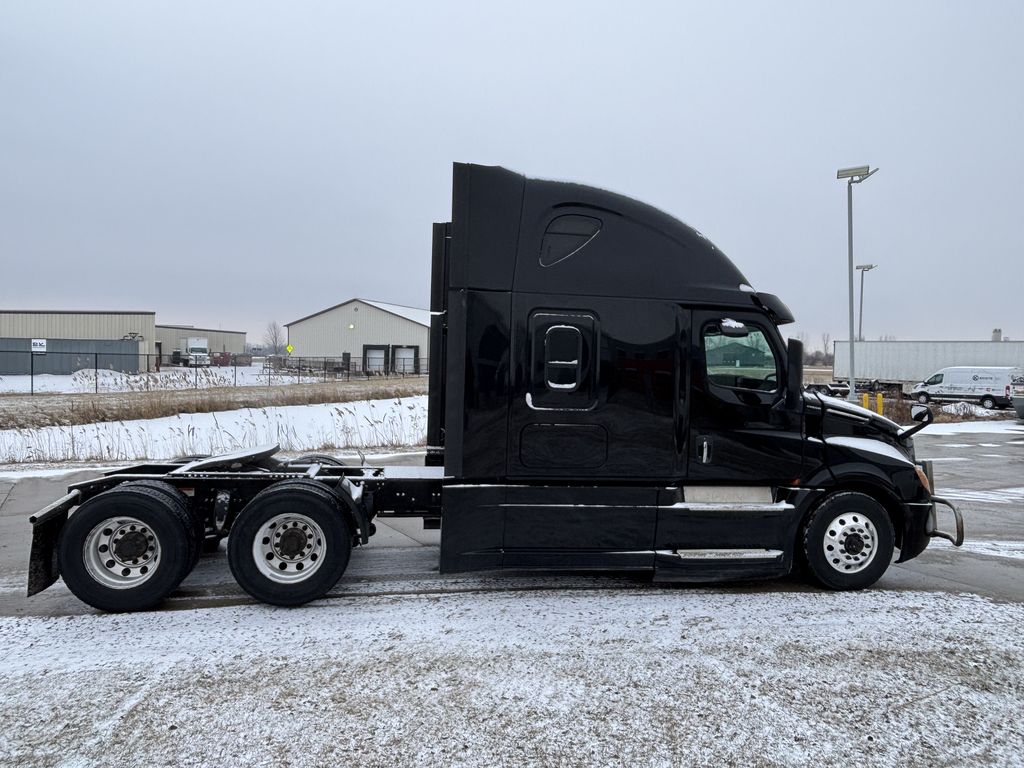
[264,321,285,355]
[820,332,831,354]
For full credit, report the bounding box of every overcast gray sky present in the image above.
[2,1,1022,348]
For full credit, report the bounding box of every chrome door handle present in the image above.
[698,436,711,464]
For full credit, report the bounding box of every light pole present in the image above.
[856,263,877,341]
[836,165,878,401]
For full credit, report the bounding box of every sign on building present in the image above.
[31,339,47,354]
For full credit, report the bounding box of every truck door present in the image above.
[687,310,804,484]
[507,294,685,479]
[502,295,686,567]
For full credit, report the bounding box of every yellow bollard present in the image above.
[861,393,869,410]
[876,393,884,414]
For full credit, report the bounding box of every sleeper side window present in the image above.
[529,311,598,410]
[703,324,780,393]
[544,325,583,392]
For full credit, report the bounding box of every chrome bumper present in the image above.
[927,495,964,546]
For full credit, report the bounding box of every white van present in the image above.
[910,366,1017,410]
[1012,368,1024,419]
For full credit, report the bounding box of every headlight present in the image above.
[914,465,932,495]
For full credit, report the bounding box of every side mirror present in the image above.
[718,318,749,338]
[785,338,803,409]
[911,404,933,424]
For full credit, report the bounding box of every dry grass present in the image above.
[0,378,428,430]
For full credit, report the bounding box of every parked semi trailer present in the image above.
[834,340,1024,394]
[27,164,964,613]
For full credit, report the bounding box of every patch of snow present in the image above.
[940,402,1002,418]
[0,590,1022,766]
[924,420,1023,436]
[0,396,427,463]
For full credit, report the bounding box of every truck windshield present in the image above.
[704,326,779,392]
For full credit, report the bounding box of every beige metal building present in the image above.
[0,310,157,352]
[0,310,156,373]
[155,324,247,360]
[286,299,429,373]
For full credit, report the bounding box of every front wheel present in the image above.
[917,393,930,404]
[227,479,351,606]
[801,491,895,590]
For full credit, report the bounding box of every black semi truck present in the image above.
[27,164,964,612]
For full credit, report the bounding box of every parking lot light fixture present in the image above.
[856,263,878,341]
[837,165,879,400]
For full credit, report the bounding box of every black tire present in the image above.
[289,453,346,467]
[980,396,996,410]
[801,491,895,591]
[57,486,194,612]
[227,479,352,607]
[116,480,202,568]
[917,393,930,404]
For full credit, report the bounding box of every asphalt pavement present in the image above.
[1,430,1021,617]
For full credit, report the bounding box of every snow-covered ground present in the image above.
[0,366,328,394]
[0,396,427,463]
[1,589,1021,767]
[920,419,1023,436]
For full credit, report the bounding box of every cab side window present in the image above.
[926,373,943,385]
[703,325,779,393]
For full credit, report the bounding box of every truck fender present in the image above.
[331,478,371,546]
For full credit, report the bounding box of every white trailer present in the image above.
[833,341,1024,392]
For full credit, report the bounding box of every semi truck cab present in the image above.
[428,164,962,585]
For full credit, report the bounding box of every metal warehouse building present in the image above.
[286,299,429,373]
[155,325,247,362]
[0,310,156,375]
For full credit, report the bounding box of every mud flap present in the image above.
[26,490,80,597]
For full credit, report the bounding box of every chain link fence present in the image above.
[0,351,430,395]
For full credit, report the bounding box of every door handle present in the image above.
[698,436,712,464]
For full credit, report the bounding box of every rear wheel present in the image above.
[116,480,201,568]
[57,486,194,612]
[227,479,351,606]
[980,395,996,410]
[801,491,894,590]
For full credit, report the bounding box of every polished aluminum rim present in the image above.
[83,517,161,589]
[822,512,878,573]
[252,513,327,583]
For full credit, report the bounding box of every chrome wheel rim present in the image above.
[253,513,327,583]
[83,517,161,589]
[822,512,878,573]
